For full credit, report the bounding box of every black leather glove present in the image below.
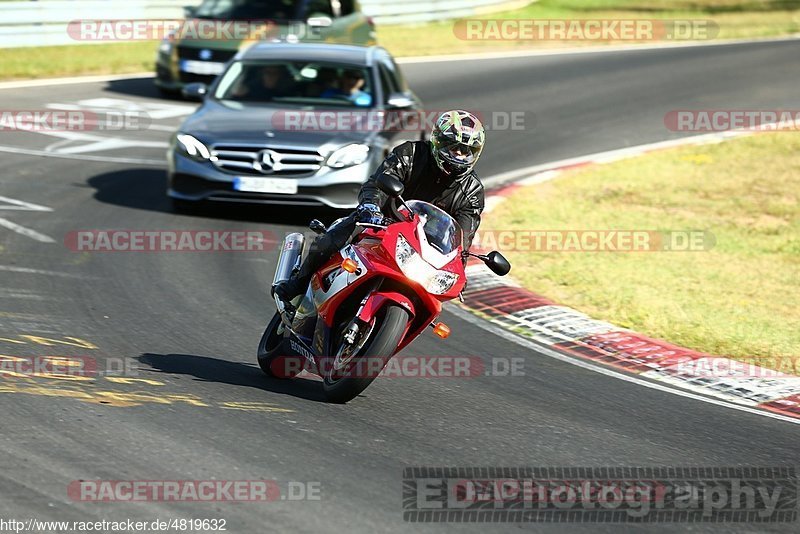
[356,203,383,225]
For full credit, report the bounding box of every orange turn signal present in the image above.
[432,322,451,339]
[341,258,359,273]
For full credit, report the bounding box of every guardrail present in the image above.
[0,0,530,48]
[0,1,184,47]
[363,0,530,25]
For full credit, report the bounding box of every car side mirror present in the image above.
[386,92,415,110]
[485,251,511,276]
[376,174,404,197]
[182,83,208,101]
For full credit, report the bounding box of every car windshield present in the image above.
[407,200,463,255]
[193,0,300,21]
[214,61,374,107]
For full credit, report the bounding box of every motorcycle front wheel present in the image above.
[323,304,409,403]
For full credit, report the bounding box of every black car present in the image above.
[155,0,377,94]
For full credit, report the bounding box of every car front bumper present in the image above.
[155,52,224,92]
[167,151,369,209]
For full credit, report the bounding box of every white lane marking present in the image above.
[445,304,800,426]
[46,135,168,155]
[0,217,55,243]
[398,35,800,64]
[0,288,48,300]
[0,196,52,212]
[0,144,163,165]
[147,124,180,132]
[483,130,750,188]
[0,96,180,160]
[34,130,168,155]
[0,73,153,90]
[0,265,89,279]
[47,98,195,120]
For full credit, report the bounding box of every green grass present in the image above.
[483,132,800,370]
[377,0,800,56]
[1,42,157,80]
[2,1,800,80]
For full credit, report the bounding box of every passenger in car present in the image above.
[321,69,370,105]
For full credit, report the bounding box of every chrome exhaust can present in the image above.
[273,232,305,286]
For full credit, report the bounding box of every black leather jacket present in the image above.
[359,140,485,252]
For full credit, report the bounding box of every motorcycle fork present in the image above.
[317,278,382,357]
[344,283,382,344]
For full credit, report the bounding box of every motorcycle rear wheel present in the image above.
[257,312,302,379]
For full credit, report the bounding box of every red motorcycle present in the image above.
[257,175,510,403]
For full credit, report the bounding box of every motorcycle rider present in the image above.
[273,110,486,305]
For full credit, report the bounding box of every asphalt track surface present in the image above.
[1,40,800,532]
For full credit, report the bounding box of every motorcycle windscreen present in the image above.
[405,200,462,256]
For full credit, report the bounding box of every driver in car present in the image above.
[273,110,486,306]
[231,65,290,101]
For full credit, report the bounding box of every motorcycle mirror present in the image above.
[485,251,511,276]
[376,174,404,197]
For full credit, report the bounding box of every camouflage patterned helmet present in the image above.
[430,110,485,177]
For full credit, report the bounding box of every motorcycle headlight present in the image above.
[427,270,461,295]
[327,144,369,168]
[395,234,459,295]
[176,133,213,162]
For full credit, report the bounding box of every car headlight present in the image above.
[395,234,459,295]
[176,133,214,162]
[327,144,369,168]
[159,28,177,55]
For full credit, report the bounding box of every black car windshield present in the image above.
[214,61,375,107]
[194,0,301,21]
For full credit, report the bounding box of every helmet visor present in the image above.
[436,137,482,168]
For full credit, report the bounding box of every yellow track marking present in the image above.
[219,401,295,413]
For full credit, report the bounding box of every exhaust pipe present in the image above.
[273,232,305,314]
[274,232,305,285]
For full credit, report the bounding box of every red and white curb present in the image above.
[459,131,800,422]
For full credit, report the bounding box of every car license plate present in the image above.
[233,177,298,195]
[179,60,226,76]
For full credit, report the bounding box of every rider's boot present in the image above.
[271,245,331,309]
